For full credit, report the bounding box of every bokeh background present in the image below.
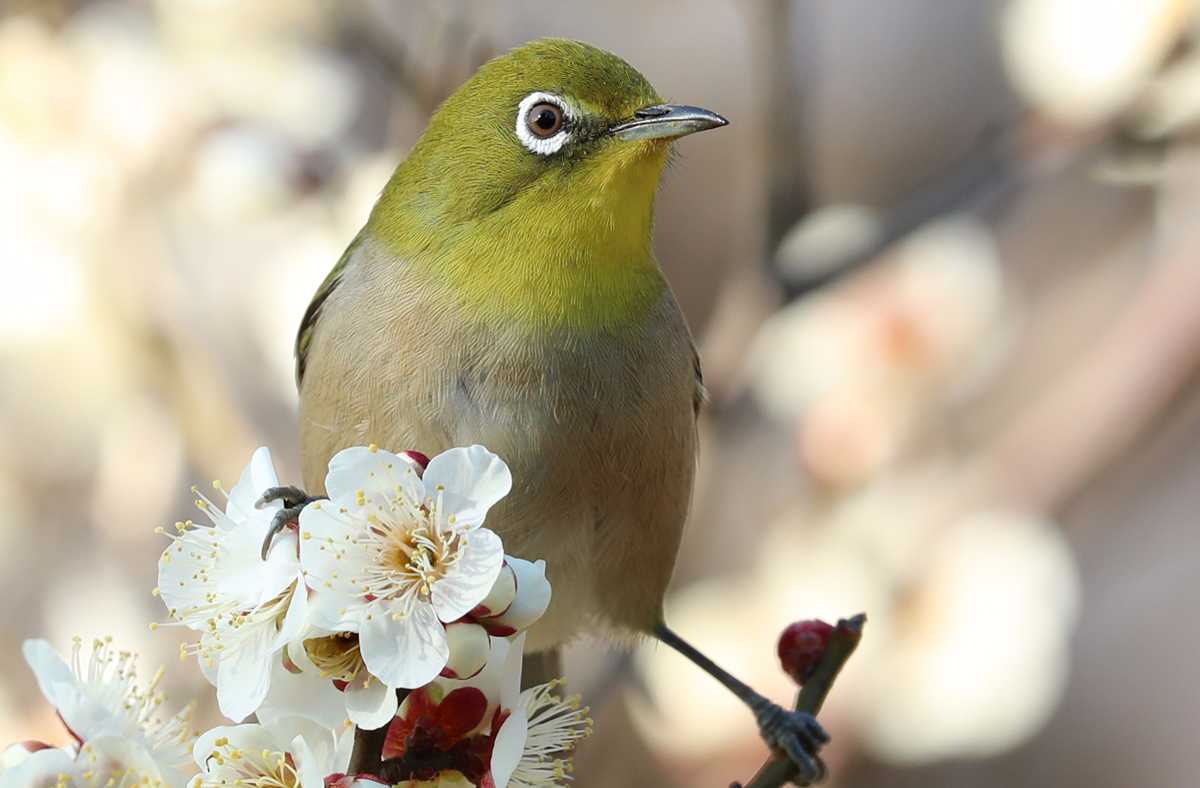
[2,1,1199,786]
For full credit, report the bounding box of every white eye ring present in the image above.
[516,92,574,156]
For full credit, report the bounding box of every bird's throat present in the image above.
[374,143,671,334]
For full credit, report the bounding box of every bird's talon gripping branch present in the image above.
[256,485,327,560]
[751,699,828,784]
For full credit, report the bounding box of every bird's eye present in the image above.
[516,92,574,156]
[526,102,564,138]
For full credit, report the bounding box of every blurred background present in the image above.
[2,0,1199,785]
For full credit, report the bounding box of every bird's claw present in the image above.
[256,486,326,560]
[753,700,829,785]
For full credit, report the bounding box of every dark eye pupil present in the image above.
[535,109,557,130]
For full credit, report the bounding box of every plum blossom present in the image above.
[188,715,355,788]
[300,445,509,714]
[1,637,195,787]
[156,446,310,722]
[260,555,552,731]
[380,635,591,788]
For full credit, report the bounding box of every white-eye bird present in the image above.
[266,38,828,780]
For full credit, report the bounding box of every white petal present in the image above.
[488,558,552,633]
[359,602,449,689]
[324,446,424,502]
[291,734,324,788]
[22,641,114,743]
[21,640,76,711]
[298,505,374,611]
[273,578,310,648]
[441,623,490,680]
[474,563,517,618]
[344,674,399,730]
[489,706,528,788]
[216,624,275,722]
[157,541,211,624]
[258,647,348,730]
[498,633,526,711]
[193,724,278,772]
[422,445,512,524]
[430,529,504,623]
[226,447,281,524]
[86,735,169,784]
[0,747,76,786]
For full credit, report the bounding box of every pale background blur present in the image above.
[2,1,1199,786]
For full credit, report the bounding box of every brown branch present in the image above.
[738,614,866,788]
[347,688,410,777]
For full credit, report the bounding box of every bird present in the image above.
[266,38,827,780]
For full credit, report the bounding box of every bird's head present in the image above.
[368,38,727,309]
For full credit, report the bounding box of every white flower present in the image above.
[300,445,509,710]
[261,555,550,730]
[189,715,352,788]
[382,634,591,788]
[156,446,310,722]
[9,637,195,786]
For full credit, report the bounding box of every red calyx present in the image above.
[777,619,835,685]
[400,451,430,473]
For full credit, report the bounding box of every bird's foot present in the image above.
[256,485,327,560]
[750,698,829,785]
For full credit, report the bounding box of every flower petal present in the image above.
[359,602,449,689]
[497,633,526,711]
[0,746,75,786]
[324,446,424,502]
[258,647,348,731]
[273,578,310,649]
[344,675,399,730]
[489,705,528,788]
[226,447,282,524]
[441,623,490,680]
[473,563,517,618]
[422,446,512,525]
[21,640,76,712]
[216,624,274,722]
[430,529,504,623]
[488,559,552,634]
[433,687,489,741]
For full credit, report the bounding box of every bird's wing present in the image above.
[691,343,707,417]
[295,236,360,387]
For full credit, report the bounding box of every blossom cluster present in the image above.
[2,445,589,788]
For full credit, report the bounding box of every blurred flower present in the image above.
[1003,0,1198,124]
[190,714,354,788]
[300,446,509,717]
[855,510,1079,763]
[156,446,309,722]
[774,203,885,286]
[382,635,590,788]
[6,637,195,786]
[749,216,1005,486]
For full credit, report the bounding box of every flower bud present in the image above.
[440,622,490,680]
[472,562,517,619]
[777,619,834,685]
[483,558,551,636]
[399,451,430,475]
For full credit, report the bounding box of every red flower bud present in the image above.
[400,451,430,473]
[777,619,834,685]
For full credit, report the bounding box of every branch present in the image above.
[347,688,410,777]
[738,614,866,788]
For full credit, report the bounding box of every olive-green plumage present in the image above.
[296,38,722,652]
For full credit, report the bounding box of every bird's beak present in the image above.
[610,104,729,141]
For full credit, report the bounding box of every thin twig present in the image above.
[738,614,866,788]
